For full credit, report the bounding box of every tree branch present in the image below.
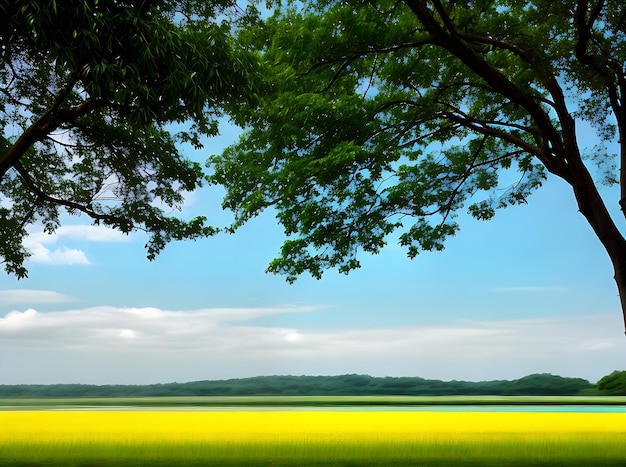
[0,72,105,179]
[402,0,571,179]
[306,40,435,93]
[433,100,544,159]
[575,0,626,215]
[435,135,488,224]
[14,161,123,224]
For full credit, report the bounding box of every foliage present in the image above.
[211,0,626,284]
[597,370,626,395]
[0,0,257,277]
[0,373,594,397]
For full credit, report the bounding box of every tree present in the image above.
[211,0,626,331]
[596,370,626,395]
[0,0,256,278]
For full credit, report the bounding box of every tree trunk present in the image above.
[613,256,626,336]
[569,157,626,334]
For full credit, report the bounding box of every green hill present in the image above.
[0,373,595,397]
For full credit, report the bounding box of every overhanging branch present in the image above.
[14,161,124,225]
[0,75,104,179]
[402,0,571,179]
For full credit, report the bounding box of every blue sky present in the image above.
[1,120,626,385]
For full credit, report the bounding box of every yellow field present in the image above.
[3,410,626,440]
[1,410,625,465]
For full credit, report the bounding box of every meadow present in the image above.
[1,407,625,466]
[2,394,626,408]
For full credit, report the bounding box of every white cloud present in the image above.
[23,225,131,265]
[0,195,13,209]
[1,305,624,385]
[179,189,198,208]
[119,329,137,339]
[38,246,90,265]
[3,308,38,322]
[0,290,73,305]
[54,225,131,242]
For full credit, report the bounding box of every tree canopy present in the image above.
[212,0,626,329]
[597,370,626,395]
[0,0,256,278]
[4,1,626,332]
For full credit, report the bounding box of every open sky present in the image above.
[2,119,626,385]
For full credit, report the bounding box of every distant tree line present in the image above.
[0,373,604,397]
[596,371,626,395]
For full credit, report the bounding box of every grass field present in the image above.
[1,410,625,466]
[2,394,626,408]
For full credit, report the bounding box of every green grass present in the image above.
[2,434,626,466]
[2,394,626,408]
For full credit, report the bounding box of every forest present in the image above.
[0,373,602,397]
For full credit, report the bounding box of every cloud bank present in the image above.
[0,290,73,305]
[2,304,624,385]
[23,225,131,265]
